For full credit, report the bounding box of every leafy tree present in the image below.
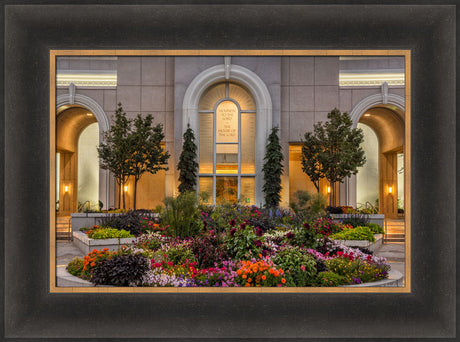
[177,124,199,194]
[262,126,284,207]
[301,132,323,193]
[301,108,366,205]
[127,114,170,210]
[97,104,131,209]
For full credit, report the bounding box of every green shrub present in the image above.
[290,191,327,221]
[273,247,317,287]
[330,226,375,242]
[314,271,346,287]
[98,210,152,236]
[325,256,389,284]
[342,213,370,227]
[291,223,318,249]
[161,191,202,238]
[224,224,263,260]
[66,257,84,277]
[165,243,196,265]
[367,223,384,234]
[190,234,229,268]
[89,228,134,239]
[90,254,150,286]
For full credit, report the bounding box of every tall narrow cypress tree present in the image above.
[177,124,199,194]
[262,126,284,207]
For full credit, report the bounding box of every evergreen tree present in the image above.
[262,126,284,207]
[301,108,366,206]
[177,124,199,194]
[127,114,170,210]
[97,104,131,209]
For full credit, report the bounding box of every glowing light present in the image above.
[364,113,371,117]
[327,186,331,194]
[64,185,69,192]
[388,186,393,194]
[124,186,128,192]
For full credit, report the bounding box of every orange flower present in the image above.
[242,274,247,279]
[268,268,274,274]
[274,271,279,277]
[245,283,251,287]
[237,269,242,276]
[90,262,96,267]
[248,278,252,283]
[262,275,267,281]
[281,278,286,284]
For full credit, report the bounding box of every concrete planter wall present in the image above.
[73,231,136,254]
[71,212,157,232]
[71,213,116,232]
[330,213,385,227]
[333,234,384,252]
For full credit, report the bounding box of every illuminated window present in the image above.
[198,82,255,205]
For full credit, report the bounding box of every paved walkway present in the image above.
[56,242,92,287]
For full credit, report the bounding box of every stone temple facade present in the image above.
[55,54,406,219]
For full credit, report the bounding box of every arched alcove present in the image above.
[347,91,405,218]
[56,90,112,214]
[182,61,272,205]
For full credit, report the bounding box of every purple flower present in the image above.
[303,222,311,230]
[254,240,262,247]
[286,232,295,239]
[229,219,236,227]
[255,227,263,237]
[240,223,246,230]
[210,229,215,236]
[230,228,237,236]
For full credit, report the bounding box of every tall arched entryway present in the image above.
[349,89,405,219]
[182,59,272,206]
[56,90,112,216]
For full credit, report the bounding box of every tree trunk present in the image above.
[133,177,138,210]
[122,185,126,209]
[118,182,121,209]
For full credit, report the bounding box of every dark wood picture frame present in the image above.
[2,2,456,340]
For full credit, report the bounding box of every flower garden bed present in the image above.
[65,205,397,288]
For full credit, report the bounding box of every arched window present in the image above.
[198,82,256,205]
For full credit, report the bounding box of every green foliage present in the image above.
[342,213,370,227]
[97,104,132,209]
[273,247,317,286]
[301,108,366,204]
[330,226,375,242]
[165,244,197,265]
[161,192,202,238]
[367,223,384,234]
[99,211,152,236]
[291,223,318,249]
[89,228,134,239]
[91,254,150,286]
[262,126,284,207]
[314,271,346,287]
[224,225,263,260]
[325,256,389,284]
[190,234,229,268]
[66,257,84,277]
[177,124,199,194]
[290,190,328,221]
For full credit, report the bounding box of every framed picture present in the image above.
[3,2,456,340]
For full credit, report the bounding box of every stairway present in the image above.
[56,216,72,241]
[384,219,405,243]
